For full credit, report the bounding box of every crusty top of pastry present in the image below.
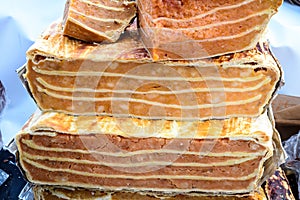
[20,110,273,149]
[26,22,281,73]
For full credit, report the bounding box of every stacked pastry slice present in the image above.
[63,0,136,42]
[17,110,276,194]
[18,21,283,200]
[25,22,281,120]
[15,0,286,199]
[33,185,268,200]
[138,0,283,60]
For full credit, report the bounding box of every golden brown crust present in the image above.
[138,0,283,60]
[26,22,280,63]
[15,111,275,194]
[33,185,267,200]
[62,0,136,43]
[25,22,282,120]
[17,111,274,142]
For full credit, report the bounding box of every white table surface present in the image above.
[0,1,300,145]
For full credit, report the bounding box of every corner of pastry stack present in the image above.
[138,0,283,61]
[62,0,136,43]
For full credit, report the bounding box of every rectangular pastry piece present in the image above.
[33,185,267,200]
[62,0,136,43]
[16,111,277,194]
[24,22,282,120]
[138,0,283,60]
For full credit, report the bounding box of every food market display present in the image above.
[14,0,292,199]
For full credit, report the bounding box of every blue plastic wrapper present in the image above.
[0,147,27,200]
[286,0,300,6]
[18,183,34,200]
[0,169,9,186]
